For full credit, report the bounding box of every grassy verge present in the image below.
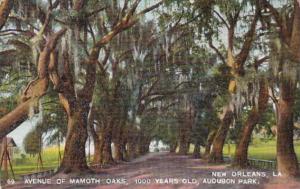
[1,146,61,180]
[187,139,300,161]
[223,139,300,161]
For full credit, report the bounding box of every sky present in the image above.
[7,118,37,148]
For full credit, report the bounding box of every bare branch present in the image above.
[86,6,107,17]
[213,9,229,29]
[137,0,164,16]
[208,37,226,65]
[121,0,129,17]
[261,0,282,28]
[92,0,163,56]
[140,78,160,101]
[254,56,269,70]
[236,6,259,67]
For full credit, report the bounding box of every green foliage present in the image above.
[255,105,276,138]
[224,140,300,161]
[152,115,179,145]
[23,129,42,156]
[40,95,67,145]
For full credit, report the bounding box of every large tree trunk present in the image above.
[204,130,216,159]
[234,80,269,168]
[127,134,138,160]
[124,126,139,160]
[50,43,97,174]
[169,142,177,153]
[178,139,188,155]
[112,117,126,162]
[143,142,150,154]
[55,58,96,173]
[98,105,119,165]
[120,126,129,161]
[138,136,151,155]
[178,112,192,155]
[89,113,101,164]
[274,0,300,178]
[113,124,126,162]
[93,137,101,164]
[193,142,201,159]
[127,142,137,159]
[122,140,128,161]
[234,110,258,167]
[99,120,114,165]
[276,80,299,177]
[59,110,89,173]
[100,138,114,165]
[114,141,125,162]
[209,107,233,163]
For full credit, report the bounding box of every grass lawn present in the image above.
[187,139,300,161]
[1,146,62,179]
[2,146,95,180]
[223,139,300,161]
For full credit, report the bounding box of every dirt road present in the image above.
[4,152,300,189]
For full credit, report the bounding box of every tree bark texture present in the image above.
[234,80,269,168]
[209,107,233,163]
